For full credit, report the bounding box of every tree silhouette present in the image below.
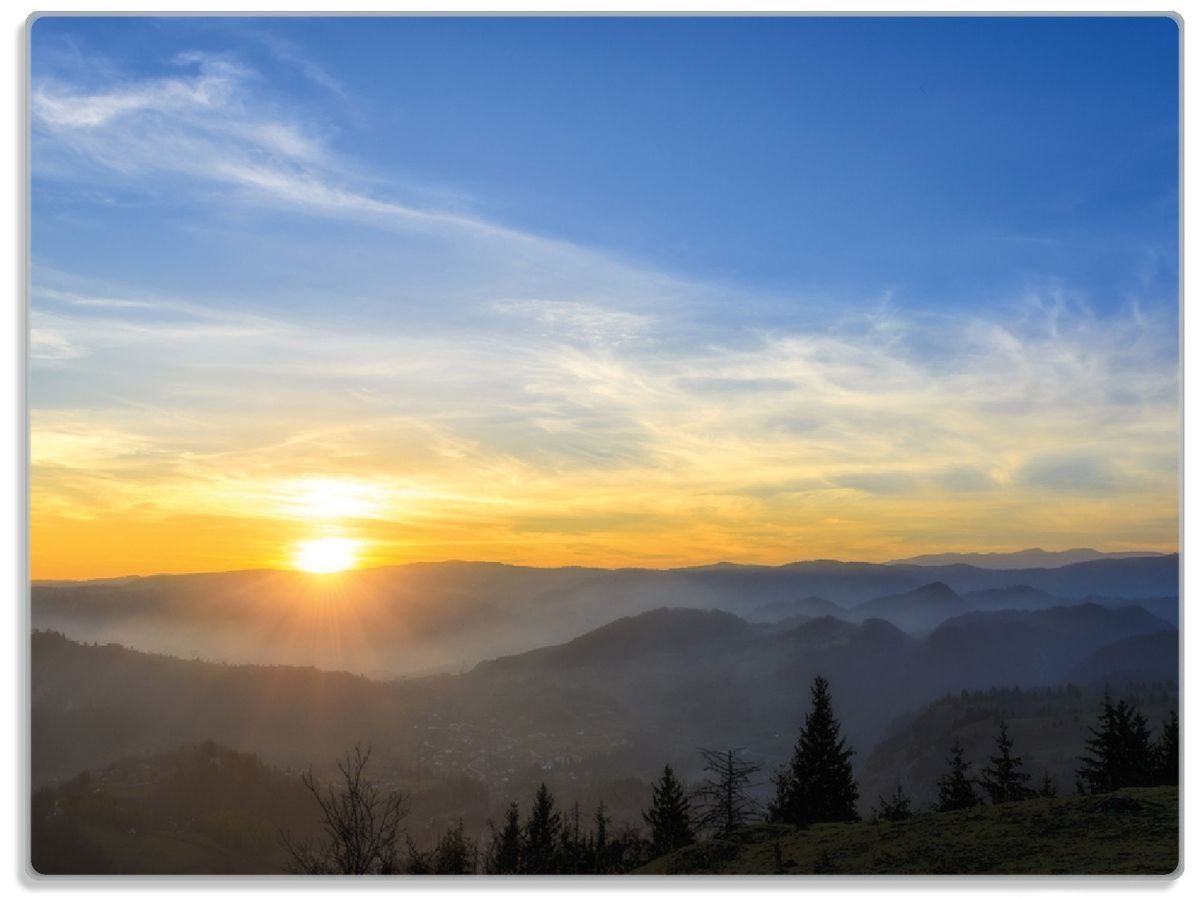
[282,745,408,874]
[769,675,859,826]
[485,802,522,874]
[557,801,586,874]
[873,785,912,822]
[978,720,1033,804]
[521,783,561,874]
[935,740,979,812]
[606,822,652,871]
[403,835,432,874]
[592,802,611,873]
[1153,710,1178,787]
[1038,771,1058,798]
[433,819,476,874]
[643,764,695,857]
[694,747,761,837]
[1076,695,1155,793]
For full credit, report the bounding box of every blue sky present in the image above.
[28,16,1181,574]
[33,16,1179,309]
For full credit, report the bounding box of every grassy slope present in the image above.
[638,787,1178,875]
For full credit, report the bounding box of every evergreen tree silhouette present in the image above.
[643,765,695,857]
[769,675,859,826]
[485,802,521,874]
[873,785,912,822]
[521,783,561,874]
[694,747,761,837]
[1153,710,1179,786]
[557,801,585,874]
[592,802,611,874]
[978,720,1033,804]
[935,740,979,811]
[1038,772,1058,798]
[432,819,476,874]
[1076,695,1154,793]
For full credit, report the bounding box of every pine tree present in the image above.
[592,802,611,874]
[694,747,761,837]
[1076,696,1155,793]
[485,802,522,874]
[1154,710,1179,787]
[521,783,561,874]
[557,801,585,874]
[769,675,859,826]
[935,740,979,811]
[1077,696,1122,794]
[1038,772,1058,798]
[433,819,476,874]
[873,784,912,822]
[642,765,695,857]
[978,720,1033,804]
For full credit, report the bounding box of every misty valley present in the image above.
[30,551,1179,875]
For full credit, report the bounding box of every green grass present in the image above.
[638,787,1178,875]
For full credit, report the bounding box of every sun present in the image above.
[293,537,360,574]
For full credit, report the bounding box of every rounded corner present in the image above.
[1163,850,1183,879]
[26,11,50,39]
[22,855,50,883]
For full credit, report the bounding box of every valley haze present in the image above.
[31,549,1176,676]
[31,548,1178,873]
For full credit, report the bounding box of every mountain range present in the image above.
[32,553,1179,676]
[887,548,1166,569]
[32,599,1175,806]
[30,547,1178,857]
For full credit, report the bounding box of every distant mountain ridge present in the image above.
[888,548,1165,569]
[852,581,966,631]
[963,584,1060,609]
[33,553,1179,676]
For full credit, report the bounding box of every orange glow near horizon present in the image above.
[25,21,1180,585]
[28,478,1179,580]
[28,401,1180,581]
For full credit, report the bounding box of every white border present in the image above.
[5,4,1189,896]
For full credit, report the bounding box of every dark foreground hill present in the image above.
[35,741,1176,875]
[638,788,1178,875]
[31,742,322,874]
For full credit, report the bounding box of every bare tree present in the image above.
[693,747,762,838]
[282,745,408,874]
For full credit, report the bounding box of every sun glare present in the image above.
[284,479,379,520]
[293,537,360,574]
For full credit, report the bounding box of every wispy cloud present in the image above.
[243,30,351,100]
[34,50,534,241]
[29,45,1180,573]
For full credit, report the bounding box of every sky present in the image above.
[29,15,1180,578]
